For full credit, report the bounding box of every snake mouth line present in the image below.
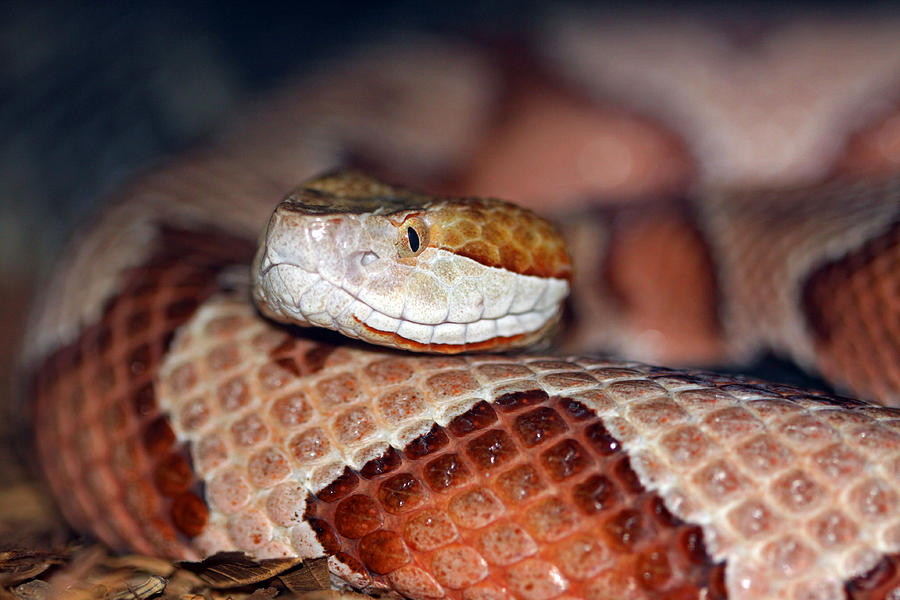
[351,314,536,353]
[259,258,566,349]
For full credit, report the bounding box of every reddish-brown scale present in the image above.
[32,228,255,557]
[360,447,403,479]
[406,425,451,459]
[317,468,361,503]
[306,394,724,599]
[803,221,900,403]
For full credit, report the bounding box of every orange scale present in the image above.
[404,510,460,553]
[448,487,506,530]
[461,583,513,600]
[474,522,538,567]
[503,559,569,600]
[494,464,544,503]
[448,402,499,437]
[388,564,446,600]
[431,545,489,590]
[513,407,569,448]
[551,534,609,581]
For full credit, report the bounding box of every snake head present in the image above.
[252,171,571,353]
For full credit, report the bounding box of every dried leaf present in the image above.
[176,552,303,588]
[278,558,330,593]
[0,550,67,586]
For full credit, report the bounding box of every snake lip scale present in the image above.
[26,140,900,599]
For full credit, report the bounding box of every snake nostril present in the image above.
[360,251,379,266]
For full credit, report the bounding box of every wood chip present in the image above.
[108,574,167,600]
[176,552,303,588]
[278,558,330,593]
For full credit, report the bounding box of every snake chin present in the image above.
[254,258,568,353]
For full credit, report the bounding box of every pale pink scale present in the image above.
[247,445,292,488]
[207,467,252,514]
[227,509,274,551]
[265,482,309,528]
[431,545,489,589]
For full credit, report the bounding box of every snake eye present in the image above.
[398,216,428,258]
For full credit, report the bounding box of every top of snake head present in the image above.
[252,170,572,353]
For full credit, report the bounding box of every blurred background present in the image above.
[3,0,900,532]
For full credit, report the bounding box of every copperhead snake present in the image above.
[21,18,900,600]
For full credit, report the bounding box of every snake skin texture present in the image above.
[22,17,900,600]
[28,174,900,600]
[33,278,900,599]
[561,180,900,404]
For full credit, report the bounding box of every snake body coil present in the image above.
[27,168,900,600]
[20,21,900,600]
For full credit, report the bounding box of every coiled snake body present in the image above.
[23,25,900,600]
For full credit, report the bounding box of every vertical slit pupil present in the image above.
[407,227,420,253]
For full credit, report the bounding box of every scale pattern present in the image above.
[143,296,900,599]
[700,180,900,401]
[803,221,900,403]
[32,228,256,559]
